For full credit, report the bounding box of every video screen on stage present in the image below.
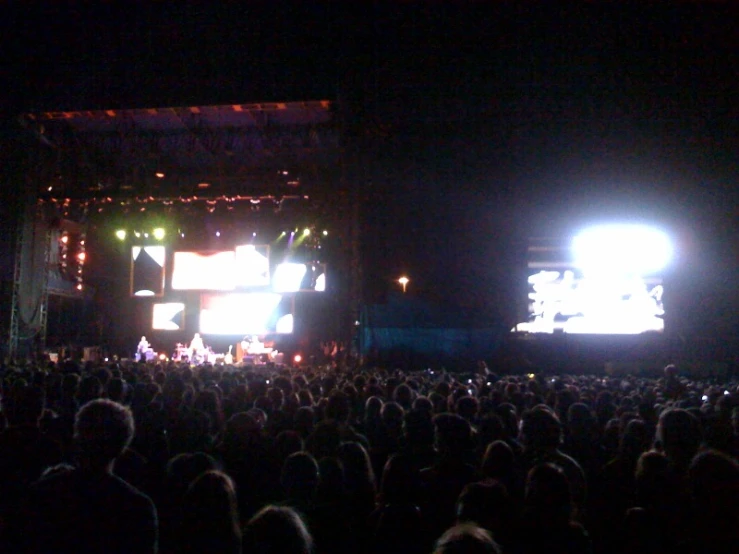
[199,293,294,335]
[514,225,671,334]
[172,251,236,290]
[131,246,166,297]
[172,246,272,290]
[272,263,326,292]
[234,244,270,287]
[152,302,185,330]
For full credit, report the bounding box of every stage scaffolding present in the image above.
[8,100,361,358]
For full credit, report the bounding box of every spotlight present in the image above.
[134,231,141,238]
[76,284,83,291]
[216,231,221,237]
[293,354,302,364]
[144,233,149,238]
[60,235,69,244]
[252,232,257,237]
[77,252,86,262]
[155,172,165,178]
[153,228,166,240]
[303,228,310,236]
[322,230,328,236]
[115,230,127,241]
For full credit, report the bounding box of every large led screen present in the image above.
[272,263,326,292]
[131,246,166,297]
[199,293,294,335]
[152,303,185,330]
[514,225,670,334]
[172,251,236,291]
[234,244,270,287]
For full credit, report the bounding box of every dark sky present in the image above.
[3,1,738,329]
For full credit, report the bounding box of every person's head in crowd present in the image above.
[306,420,341,459]
[77,375,102,405]
[221,412,261,451]
[525,463,573,527]
[326,390,351,423]
[4,383,45,427]
[619,418,651,461]
[427,391,445,414]
[275,431,304,467]
[688,449,739,535]
[433,523,501,554]
[634,450,670,510]
[244,505,313,554]
[477,415,505,450]
[338,441,376,492]
[379,453,422,506]
[403,408,435,448]
[494,403,519,440]
[365,396,383,422]
[481,440,515,482]
[567,402,596,438]
[457,480,513,538]
[106,377,126,404]
[316,457,345,503]
[520,406,562,451]
[181,470,241,554]
[394,384,414,410]
[412,395,434,414]
[656,408,702,471]
[457,396,479,423]
[434,413,473,460]
[166,452,220,502]
[381,401,405,433]
[74,399,134,472]
[281,451,319,503]
[294,405,315,438]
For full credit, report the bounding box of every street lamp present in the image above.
[398,276,409,293]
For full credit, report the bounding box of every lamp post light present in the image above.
[398,276,409,293]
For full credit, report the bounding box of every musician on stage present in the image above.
[190,333,205,363]
[136,336,150,361]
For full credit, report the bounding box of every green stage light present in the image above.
[153,228,166,241]
[115,230,127,241]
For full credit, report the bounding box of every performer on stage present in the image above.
[190,333,205,363]
[136,336,150,361]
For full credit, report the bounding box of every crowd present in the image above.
[0,358,737,553]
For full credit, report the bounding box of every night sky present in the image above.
[3,2,738,334]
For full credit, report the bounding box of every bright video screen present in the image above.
[172,251,236,291]
[234,244,270,287]
[199,293,294,335]
[514,225,670,334]
[272,263,326,292]
[131,246,166,297]
[152,303,185,331]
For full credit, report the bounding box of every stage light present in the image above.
[144,233,149,238]
[76,284,83,291]
[115,230,127,241]
[77,252,86,262]
[322,230,328,236]
[573,224,672,276]
[294,354,302,364]
[159,353,167,361]
[216,231,221,237]
[155,172,165,178]
[60,235,69,244]
[303,228,311,236]
[134,231,141,238]
[252,232,257,237]
[153,228,166,240]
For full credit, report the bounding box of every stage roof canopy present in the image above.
[22,100,339,200]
